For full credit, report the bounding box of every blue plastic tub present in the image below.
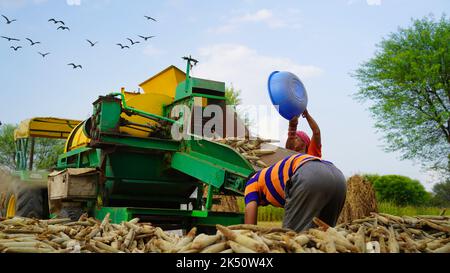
[268,71,308,120]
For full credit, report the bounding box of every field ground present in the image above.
[237,197,449,223]
[258,221,282,228]
[378,202,449,217]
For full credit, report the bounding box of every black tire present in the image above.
[0,191,8,217]
[9,182,45,219]
[58,207,84,221]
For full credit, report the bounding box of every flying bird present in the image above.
[86,39,98,47]
[26,38,41,46]
[67,63,82,69]
[2,15,17,24]
[48,18,65,25]
[1,36,20,42]
[138,35,155,41]
[144,16,157,22]
[57,26,70,31]
[116,43,130,49]
[10,46,22,51]
[38,52,50,58]
[127,38,140,45]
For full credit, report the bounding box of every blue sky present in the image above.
[0,0,448,190]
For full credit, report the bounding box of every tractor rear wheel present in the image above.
[58,207,84,221]
[5,182,45,219]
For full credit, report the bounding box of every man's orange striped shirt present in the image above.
[244,153,332,207]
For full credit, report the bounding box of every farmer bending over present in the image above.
[244,153,346,232]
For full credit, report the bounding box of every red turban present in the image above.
[296,131,311,148]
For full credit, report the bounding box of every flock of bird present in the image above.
[2,14,157,70]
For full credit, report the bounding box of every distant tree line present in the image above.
[363,174,450,207]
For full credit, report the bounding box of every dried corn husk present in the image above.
[1,212,449,253]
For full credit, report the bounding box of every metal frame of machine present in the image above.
[4,58,256,231]
[49,58,256,230]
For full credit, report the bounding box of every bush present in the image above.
[429,180,450,207]
[373,175,429,206]
[362,173,381,184]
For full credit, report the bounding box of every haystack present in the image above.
[337,175,378,224]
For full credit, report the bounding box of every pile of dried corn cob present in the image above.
[0,212,449,253]
[214,137,276,168]
[0,213,164,253]
[333,212,450,253]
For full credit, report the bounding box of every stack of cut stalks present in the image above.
[1,212,449,253]
[338,175,378,224]
[215,137,276,168]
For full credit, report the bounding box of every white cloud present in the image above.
[209,9,301,34]
[193,43,322,108]
[66,0,81,6]
[0,0,47,8]
[366,0,382,5]
[235,9,272,23]
[347,0,382,5]
[192,44,322,140]
[210,24,237,34]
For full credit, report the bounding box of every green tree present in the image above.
[224,85,253,130]
[430,179,450,207]
[353,15,450,177]
[224,85,242,107]
[0,123,65,170]
[373,175,429,206]
[34,138,65,170]
[0,124,17,169]
[362,173,381,184]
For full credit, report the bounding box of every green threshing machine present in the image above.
[5,58,257,231]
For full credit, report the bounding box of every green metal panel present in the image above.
[192,94,226,100]
[188,139,254,175]
[95,207,131,223]
[194,212,244,226]
[13,170,48,186]
[191,210,208,218]
[171,152,225,188]
[175,77,225,101]
[171,139,254,191]
[191,77,225,92]
[102,149,198,206]
[57,147,100,169]
[15,138,29,171]
[108,194,190,203]
[99,134,180,152]
[94,206,244,226]
[97,97,122,133]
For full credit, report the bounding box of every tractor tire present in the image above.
[6,182,45,219]
[58,207,84,221]
[0,191,7,217]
